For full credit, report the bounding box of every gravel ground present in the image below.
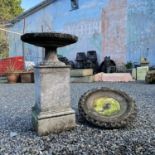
[0,82,155,155]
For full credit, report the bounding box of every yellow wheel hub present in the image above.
[93,97,121,116]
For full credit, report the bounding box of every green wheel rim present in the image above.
[93,97,121,116]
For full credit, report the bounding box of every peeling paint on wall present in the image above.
[9,0,105,64]
[8,0,155,66]
[102,0,127,65]
[58,19,102,62]
[127,0,155,65]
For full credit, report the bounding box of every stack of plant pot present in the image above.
[75,51,98,73]
[145,70,155,84]
[86,51,98,73]
[75,52,87,69]
[70,68,94,83]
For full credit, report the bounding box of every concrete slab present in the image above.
[94,73,134,82]
[71,76,94,83]
[70,69,93,77]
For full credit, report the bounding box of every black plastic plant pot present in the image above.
[76,52,86,61]
[78,88,137,128]
[75,61,85,69]
[87,50,97,62]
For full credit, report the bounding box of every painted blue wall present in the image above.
[127,0,155,65]
[9,0,108,64]
[9,0,155,66]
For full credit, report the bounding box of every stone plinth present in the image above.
[32,66,76,136]
[21,32,78,135]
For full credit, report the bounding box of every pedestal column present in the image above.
[21,32,78,136]
[32,65,76,136]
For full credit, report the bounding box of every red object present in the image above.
[0,56,24,75]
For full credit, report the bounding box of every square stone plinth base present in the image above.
[32,108,76,136]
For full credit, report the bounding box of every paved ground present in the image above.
[0,82,155,155]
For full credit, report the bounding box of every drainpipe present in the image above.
[41,25,44,64]
[22,18,26,60]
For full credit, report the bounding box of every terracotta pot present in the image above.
[7,73,19,83]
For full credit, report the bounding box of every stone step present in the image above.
[71,76,94,83]
[70,69,93,77]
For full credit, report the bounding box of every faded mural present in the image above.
[9,0,155,66]
[102,0,127,65]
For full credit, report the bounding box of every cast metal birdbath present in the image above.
[21,32,78,136]
[21,32,78,66]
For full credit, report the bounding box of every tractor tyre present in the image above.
[78,87,137,128]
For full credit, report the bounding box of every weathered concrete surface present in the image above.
[33,66,76,135]
[71,76,94,83]
[32,108,75,136]
[70,69,93,77]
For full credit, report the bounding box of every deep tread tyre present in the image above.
[78,87,137,128]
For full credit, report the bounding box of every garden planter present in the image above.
[20,71,34,83]
[7,73,19,83]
